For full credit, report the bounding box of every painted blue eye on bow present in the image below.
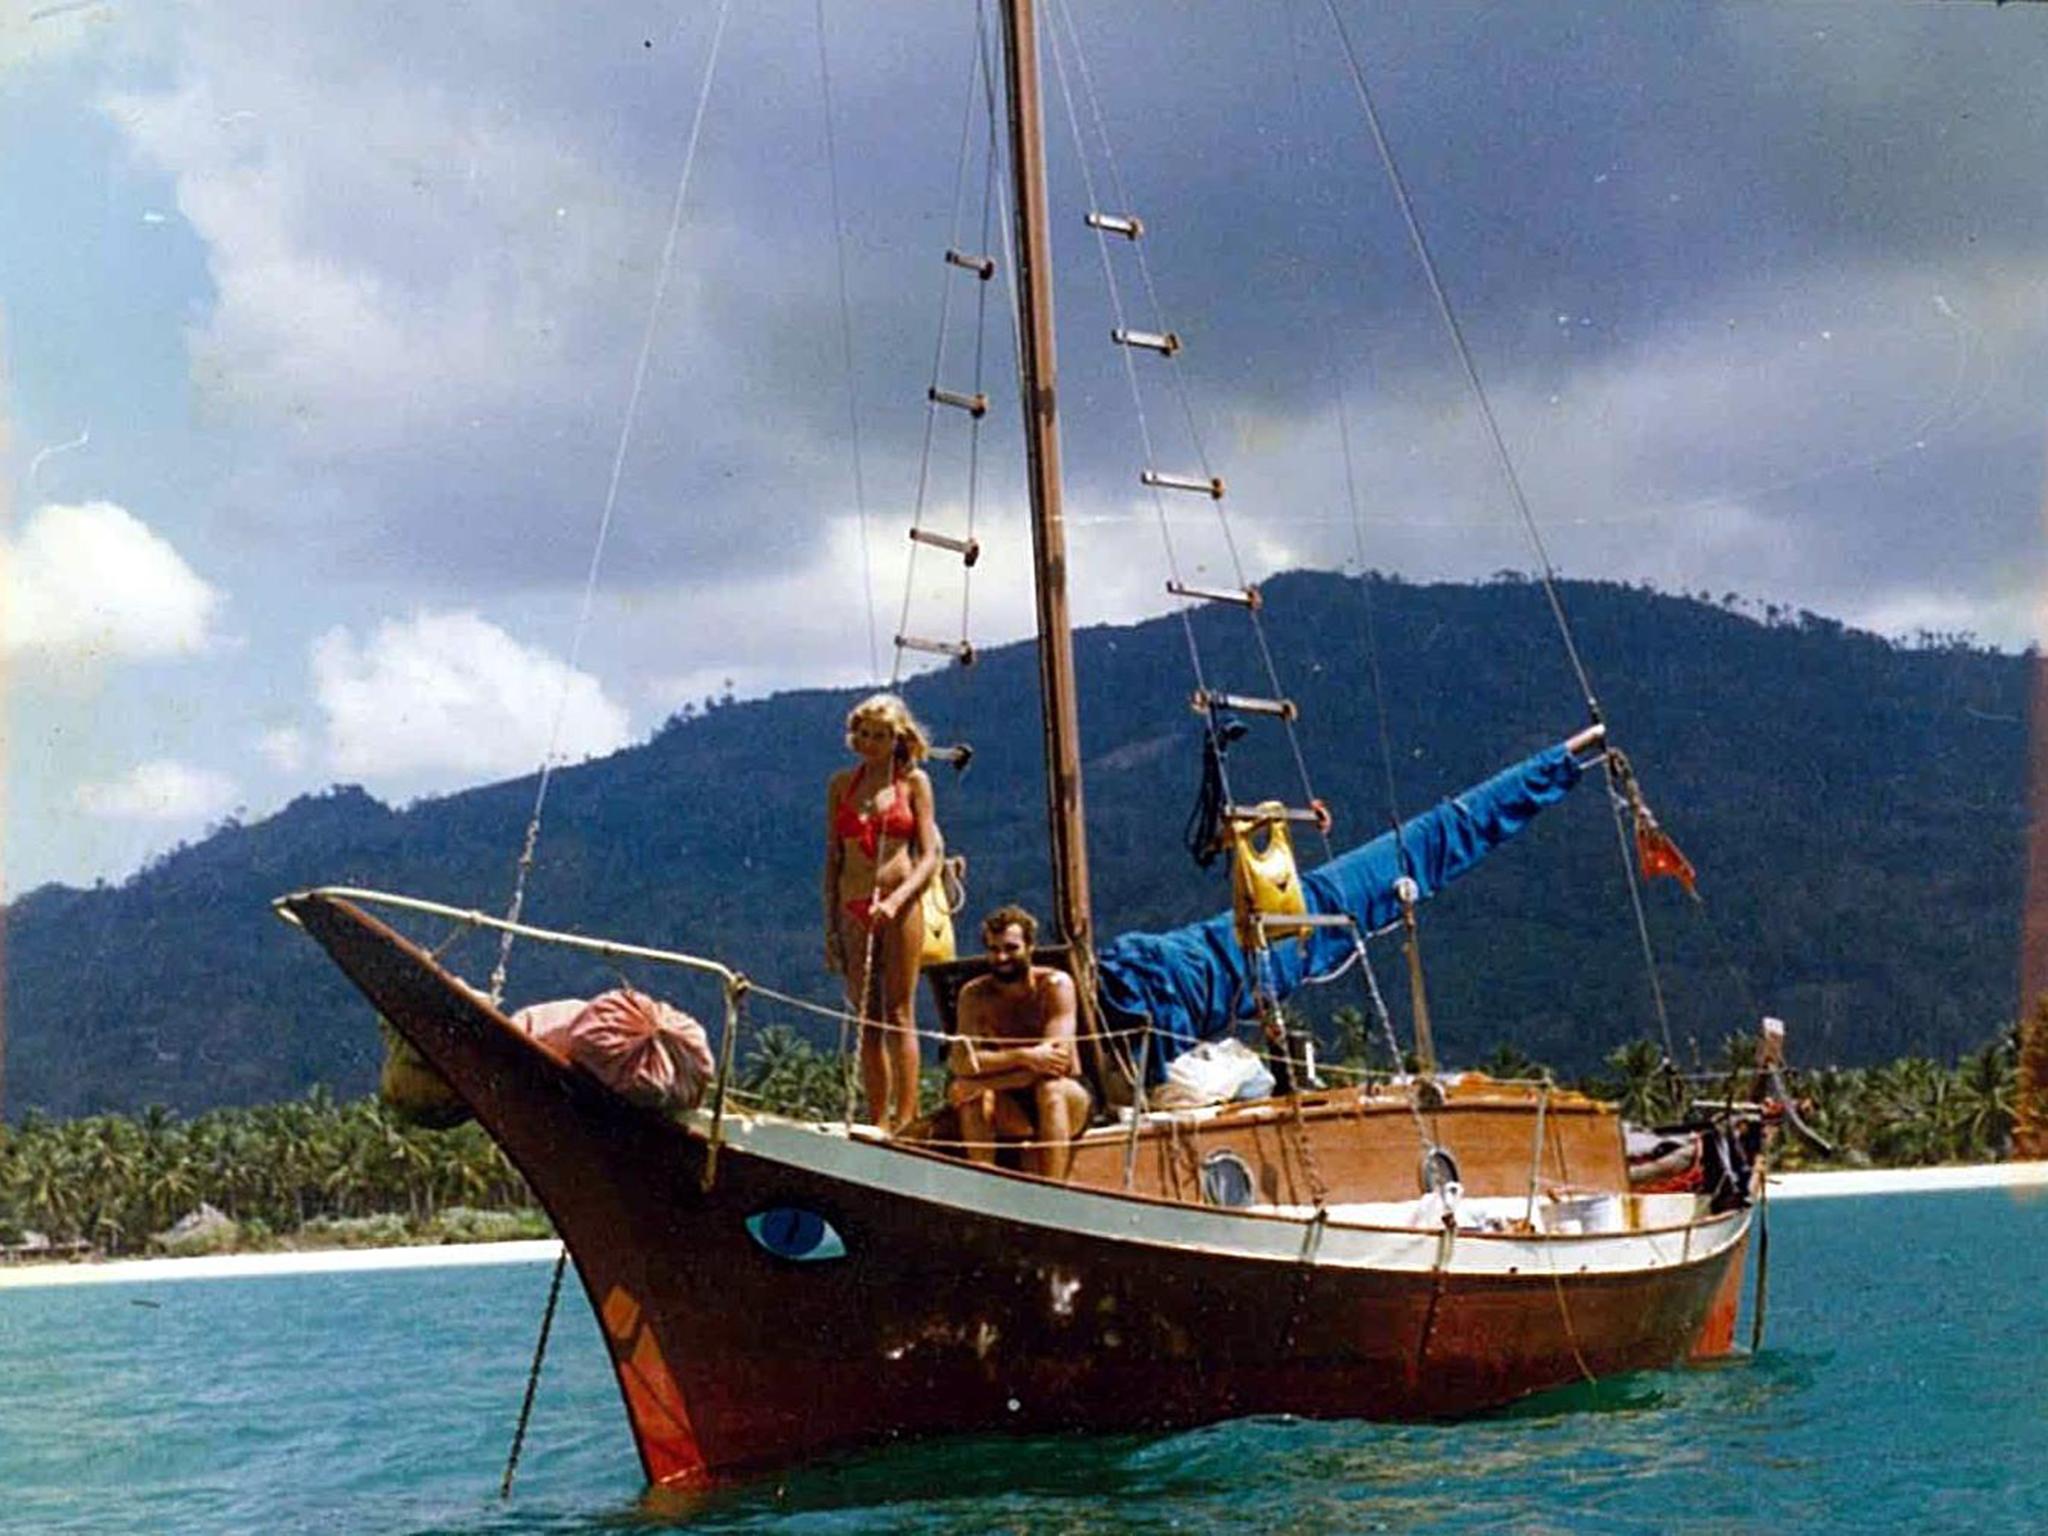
[745,1207,847,1263]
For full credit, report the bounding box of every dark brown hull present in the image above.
[288,894,1750,1489]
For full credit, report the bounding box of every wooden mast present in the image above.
[998,0,1095,977]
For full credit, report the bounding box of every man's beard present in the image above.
[990,956,1029,983]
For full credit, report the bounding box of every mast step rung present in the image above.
[945,248,996,280]
[1085,211,1144,240]
[908,527,981,566]
[1142,469,1224,499]
[1112,327,1180,357]
[1167,579,1262,610]
[1193,690,1297,721]
[1224,802,1332,831]
[1257,911,1355,932]
[928,386,989,418]
[896,634,977,667]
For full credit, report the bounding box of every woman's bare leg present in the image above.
[840,915,890,1127]
[859,1021,892,1127]
[879,906,924,1130]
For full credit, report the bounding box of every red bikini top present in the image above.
[836,772,916,859]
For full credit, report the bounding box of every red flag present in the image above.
[1635,813,1697,897]
[1606,746,1699,897]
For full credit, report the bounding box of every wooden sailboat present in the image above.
[281,0,1761,1489]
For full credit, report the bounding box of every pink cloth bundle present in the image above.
[513,989,715,1111]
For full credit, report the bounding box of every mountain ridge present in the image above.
[3,571,2029,1118]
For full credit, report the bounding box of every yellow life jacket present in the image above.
[919,854,968,968]
[1230,803,1310,950]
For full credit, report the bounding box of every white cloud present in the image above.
[310,610,631,783]
[84,6,944,589]
[74,759,237,822]
[627,499,1185,714]
[100,27,679,457]
[0,0,110,69]
[3,500,219,661]
[256,726,308,772]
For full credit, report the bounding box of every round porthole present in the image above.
[745,1207,847,1263]
[1200,1150,1256,1208]
[1418,1146,1460,1195]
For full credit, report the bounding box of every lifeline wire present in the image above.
[490,0,734,1003]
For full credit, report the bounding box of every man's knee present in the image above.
[1035,1077,1090,1128]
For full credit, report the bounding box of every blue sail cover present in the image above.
[1096,743,1585,1075]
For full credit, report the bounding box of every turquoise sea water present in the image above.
[2,1188,2042,1534]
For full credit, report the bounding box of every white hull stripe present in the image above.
[687,1112,1750,1278]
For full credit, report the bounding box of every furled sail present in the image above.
[1096,742,1588,1071]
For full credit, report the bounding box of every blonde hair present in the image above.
[844,691,931,764]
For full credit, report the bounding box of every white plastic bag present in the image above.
[1162,1037,1272,1106]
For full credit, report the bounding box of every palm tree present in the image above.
[742,1027,846,1120]
[1602,1038,1682,1125]
[1865,1057,1949,1165]
[1950,1037,2016,1161]
[1478,1043,1547,1084]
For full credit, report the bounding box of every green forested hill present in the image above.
[2,573,2029,1117]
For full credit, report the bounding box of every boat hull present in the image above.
[288,894,1750,1488]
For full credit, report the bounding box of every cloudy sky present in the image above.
[4,0,2046,894]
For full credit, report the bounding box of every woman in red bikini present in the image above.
[823,692,943,1131]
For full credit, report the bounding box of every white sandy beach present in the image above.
[0,1238,563,1291]
[3,1162,2044,1292]
[1766,1159,2048,1201]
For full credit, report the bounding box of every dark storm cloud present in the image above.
[104,0,2048,638]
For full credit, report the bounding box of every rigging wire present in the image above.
[487,10,734,1479]
[978,7,1030,481]
[1316,0,1692,1060]
[1316,0,1600,725]
[1038,3,1227,798]
[1046,2,1372,1107]
[1276,0,1409,859]
[1337,384,1408,846]
[498,1248,568,1499]
[1274,1,1423,1093]
[1046,0,1333,860]
[1603,778,1679,1061]
[489,0,734,1005]
[963,89,1000,643]
[815,0,882,683]
[895,4,1000,686]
